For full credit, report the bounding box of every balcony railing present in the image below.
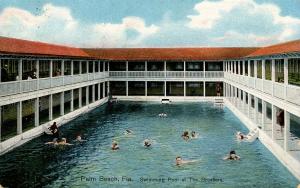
[0,72,108,97]
[224,72,300,106]
[109,71,224,79]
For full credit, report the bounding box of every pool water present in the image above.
[0,102,298,188]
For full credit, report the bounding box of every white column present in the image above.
[86,86,89,104]
[243,90,247,111]
[262,59,266,79]
[271,105,276,140]
[164,61,167,78]
[70,90,74,111]
[36,60,39,78]
[248,60,251,77]
[98,83,101,100]
[238,61,240,74]
[248,93,251,117]
[262,100,266,130]
[71,60,74,75]
[203,81,206,97]
[35,98,39,127]
[18,59,22,81]
[164,81,167,96]
[284,110,290,151]
[284,58,288,100]
[0,106,1,141]
[184,81,186,97]
[183,61,186,78]
[102,82,105,98]
[103,61,106,72]
[254,60,257,78]
[79,61,82,74]
[145,81,147,96]
[271,59,275,96]
[49,95,53,120]
[242,60,245,76]
[0,59,1,82]
[92,85,95,102]
[126,61,128,78]
[17,102,22,134]
[254,97,258,125]
[203,61,206,78]
[60,92,64,116]
[50,60,53,77]
[79,88,82,108]
[126,81,128,96]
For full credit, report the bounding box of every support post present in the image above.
[79,88,82,108]
[35,98,39,127]
[248,93,251,118]
[262,100,266,130]
[254,97,258,125]
[70,90,74,111]
[126,81,128,96]
[92,85,95,102]
[184,81,186,97]
[284,58,288,100]
[17,102,22,134]
[271,59,275,96]
[60,92,64,116]
[164,81,167,96]
[272,105,276,140]
[98,83,101,100]
[145,81,147,96]
[86,86,89,105]
[203,81,206,97]
[284,110,290,151]
[49,95,53,121]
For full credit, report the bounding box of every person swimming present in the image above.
[57,138,73,146]
[111,141,120,150]
[124,129,133,135]
[144,139,152,147]
[224,150,240,160]
[158,113,167,117]
[45,138,58,145]
[48,122,60,139]
[236,132,247,140]
[75,135,86,142]
[182,131,190,140]
[175,156,198,166]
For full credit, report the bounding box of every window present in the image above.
[265,60,272,80]
[257,60,262,79]
[275,59,284,83]
[288,58,300,86]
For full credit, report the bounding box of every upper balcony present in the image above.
[224,58,300,106]
[0,58,109,97]
[109,60,224,80]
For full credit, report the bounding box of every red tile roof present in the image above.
[247,39,300,57]
[83,48,259,61]
[0,37,90,58]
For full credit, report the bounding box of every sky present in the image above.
[0,0,300,48]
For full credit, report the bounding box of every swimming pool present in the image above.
[0,102,298,187]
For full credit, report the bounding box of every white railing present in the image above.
[166,71,184,78]
[128,71,146,78]
[256,79,263,91]
[0,72,107,97]
[263,80,272,95]
[109,71,127,77]
[249,78,255,88]
[205,71,224,78]
[147,71,165,78]
[185,71,204,78]
[287,85,300,106]
[273,83,285,99]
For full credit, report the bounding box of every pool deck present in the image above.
[225,98,300,181]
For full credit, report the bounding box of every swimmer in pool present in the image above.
[158,113,167,117]
[175,156,198,166]
[75,135,86,142]
[236,132,247,140]
[111,141,120,150]
[144,139,151,147]
[124,129,133,135]
[182,131,190,140]
[45,138,58,145]
[224,150,240,160]
[58,138,73,146]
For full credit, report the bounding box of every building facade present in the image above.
[0,37,300,179]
